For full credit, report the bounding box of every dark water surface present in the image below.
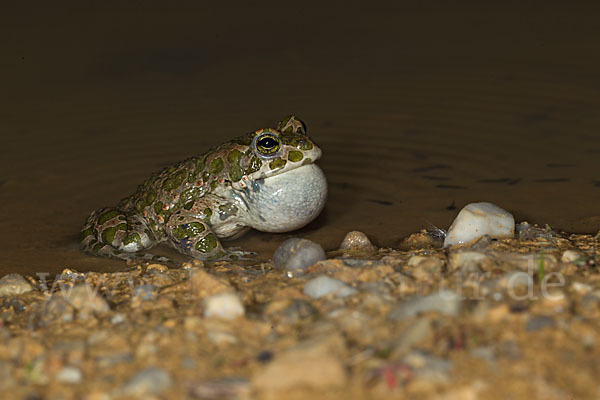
[2,2,599,276]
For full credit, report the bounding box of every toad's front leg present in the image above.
[165,207,253,261]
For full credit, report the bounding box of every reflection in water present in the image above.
[1,2,599,275]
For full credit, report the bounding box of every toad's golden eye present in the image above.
[254,132,281,157]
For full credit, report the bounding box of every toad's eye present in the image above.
[254,133,281,157]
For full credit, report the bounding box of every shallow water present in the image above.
[1,2,599,276]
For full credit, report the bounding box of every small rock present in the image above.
[561,250,581,264]
[408,255,444,274]
[190,268,232,299]
[339,231,377,251]
[403,350,453,385]
[252,334,347,392]
[388,290,462,321]
[264,299,317,326]
[0,274,34,297]
[55,366,83,384]
[145,263,168,274]
[188,377,251,400]
[444,202,515,247]
[42,296,75,324]
[133,284,158,301]
[526,315,556,332]
[448,251,493,273]
[516,222,559,241]
[120,367,172,396]
[96,352,134,368]
[391,317,433,357]
[571,281,593,295]
[65,285,109,316]
[273,238,326,274]
[110,313,127,325]
[204,292,245,320]
[303,275,358,299]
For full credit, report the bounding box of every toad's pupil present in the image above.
[259,137,277,148]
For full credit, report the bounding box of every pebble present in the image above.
[273,238,326,274]
[41,296,75,324]
[0,274,34,297]
[339,231,377,251]
[561,250,581,263]
[303,275,358,299]
[516,222,558,241]
[120,367,172,396]
[388,290,462,321]
[65,285,110,316]
[448,251,492,273]
[188,377,251,400]
[403,350,453,385]
[55,366,83,384]
[391,317,432,357]
[526,315,556,332]
[110,313,127,325]
[252,334,347,392]
[444,202,515,247]
[204,292,245,320]
[264,299,317,326]
[133,284,158,301]
[408,255,444,273]
[190,268,233,298]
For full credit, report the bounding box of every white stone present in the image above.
[303,275,358,299]
[561,250,581,263]
[0,274,34,297]
[55,366,83,384]
[388,290,462,321]
[444,202,515,247]
[204,292,245,320]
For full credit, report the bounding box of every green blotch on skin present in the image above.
[195,233,217,253]
[97,209,120,225]
[227,149,244,182]
[162,170,187,191]
[92,242,104,253]
[122,232,142,246]
[245,156,262,175]
[210,158,224,174]
[288,150,304,162]
[194,156,206,174]
[203,208,213,223]
[145,191,156,205]
[101,223,127,244]
[173,222,206,239]
[135,200,144,213]
[298,140,313,150]
[184,201,194,210]
[81,226,95,240]
[269,158,287,170]
[154,202,163,215]
[302,158,312,166]
[210,181,218,190]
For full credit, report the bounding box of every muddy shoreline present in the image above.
[0,225,598,399]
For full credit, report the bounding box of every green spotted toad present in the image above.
[81,116,327,261]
